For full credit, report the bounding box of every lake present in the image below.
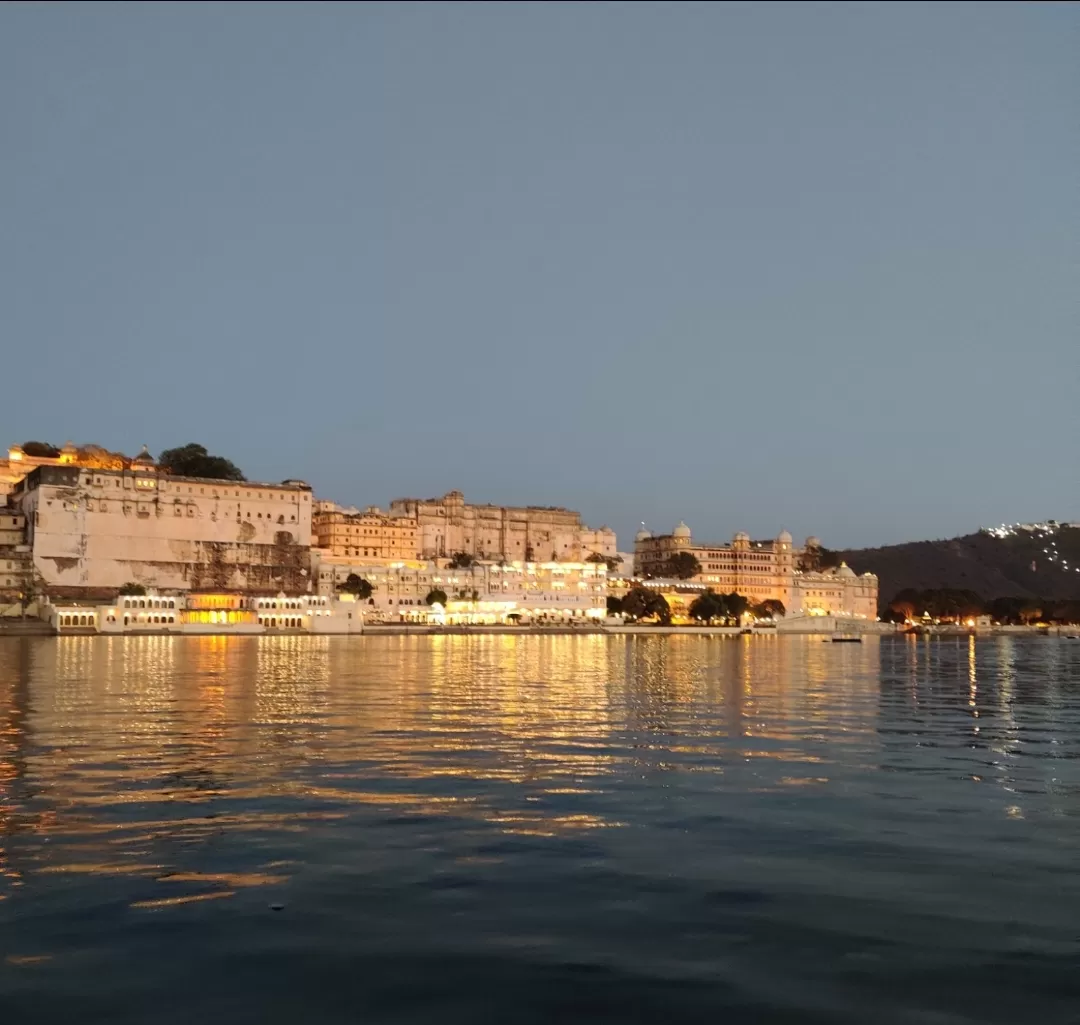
[1,634,1078,1024]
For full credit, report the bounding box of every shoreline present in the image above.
[2,622,1072,639]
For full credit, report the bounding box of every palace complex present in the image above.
[634,522,878,619]
[0,440,878,624]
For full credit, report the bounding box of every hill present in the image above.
[836,522,1080,608]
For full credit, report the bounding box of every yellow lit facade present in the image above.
[312,502,418,560]
[634,524,878,619]
[388,489,616,562]
[312,555,609,621]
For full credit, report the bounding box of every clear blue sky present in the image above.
[1,2,1074,548]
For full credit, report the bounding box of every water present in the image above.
[1,634,1078,1024]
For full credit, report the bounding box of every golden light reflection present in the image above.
[157,871,288,887]
[0,632,893,903]
[131,891,236,909]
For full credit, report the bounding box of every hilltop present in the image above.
[836,522,1080,607]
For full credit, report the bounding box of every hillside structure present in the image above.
[388,490,616,563]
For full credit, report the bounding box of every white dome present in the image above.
[635,528,652,542]
[777,529,792,543]
[733,530,750,542]
[673,521,691,539]
[837,562,855,578]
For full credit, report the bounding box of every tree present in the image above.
[425,588,448,606]
[723,592,749,624]
[588,552,624,572]
[888,588,922,621]
[338,573,373,600]
[666,552,702,580]
[118,582,147,596]
[887,588,986,623]
[689,590,726,623]
[756,598,785,619]
[447,552,475,569]
[606,595,624,616]
[621,586,671,625]
[797,542,842,573]
[77,444,126,470]
[21,440,60,458]
[158,443,245,481]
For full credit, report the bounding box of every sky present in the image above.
[1,2,1075,549]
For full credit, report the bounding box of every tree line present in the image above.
[20,440,246,481]
[607,587,785,625]
[884,588,1080,625]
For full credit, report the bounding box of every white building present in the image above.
[13,463,313,595]
[311,552,608,623]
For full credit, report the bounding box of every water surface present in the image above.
[1,634,1078,1023]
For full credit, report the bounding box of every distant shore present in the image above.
[1,621,1074,639]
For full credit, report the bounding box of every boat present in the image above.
[831,629,862,643]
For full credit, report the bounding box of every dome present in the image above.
[672,521,691,539]
[635,528,652,543]
[733,530,750,542]
[777,529,792,543]
[837,562,855,578]
[132,445,155,465]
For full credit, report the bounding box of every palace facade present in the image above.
[312,501,419,561]
[634,522,878,619]
[387,490,616,563]
[12,460,313,595]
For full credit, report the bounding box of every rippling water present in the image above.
[1,634,1078,1023]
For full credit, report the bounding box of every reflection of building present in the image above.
[312,501,418,560]
[388,490,616,562]
[634,523,878,618]
[12,461,314,596]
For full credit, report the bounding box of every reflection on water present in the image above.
[1,634,1078,1024]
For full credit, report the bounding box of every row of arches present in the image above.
[259,616,305,629]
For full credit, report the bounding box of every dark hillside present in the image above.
[836,524,1080,607]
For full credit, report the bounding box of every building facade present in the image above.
[47,590,362,635]
[13,463,314,595]
[0,509,31,601]
[634,523,878,618]
[312,552,608,622]
[388,490,616,562]
[789,564,878,619]
[312,501,419,561]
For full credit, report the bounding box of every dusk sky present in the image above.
[1,2,1074,549]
